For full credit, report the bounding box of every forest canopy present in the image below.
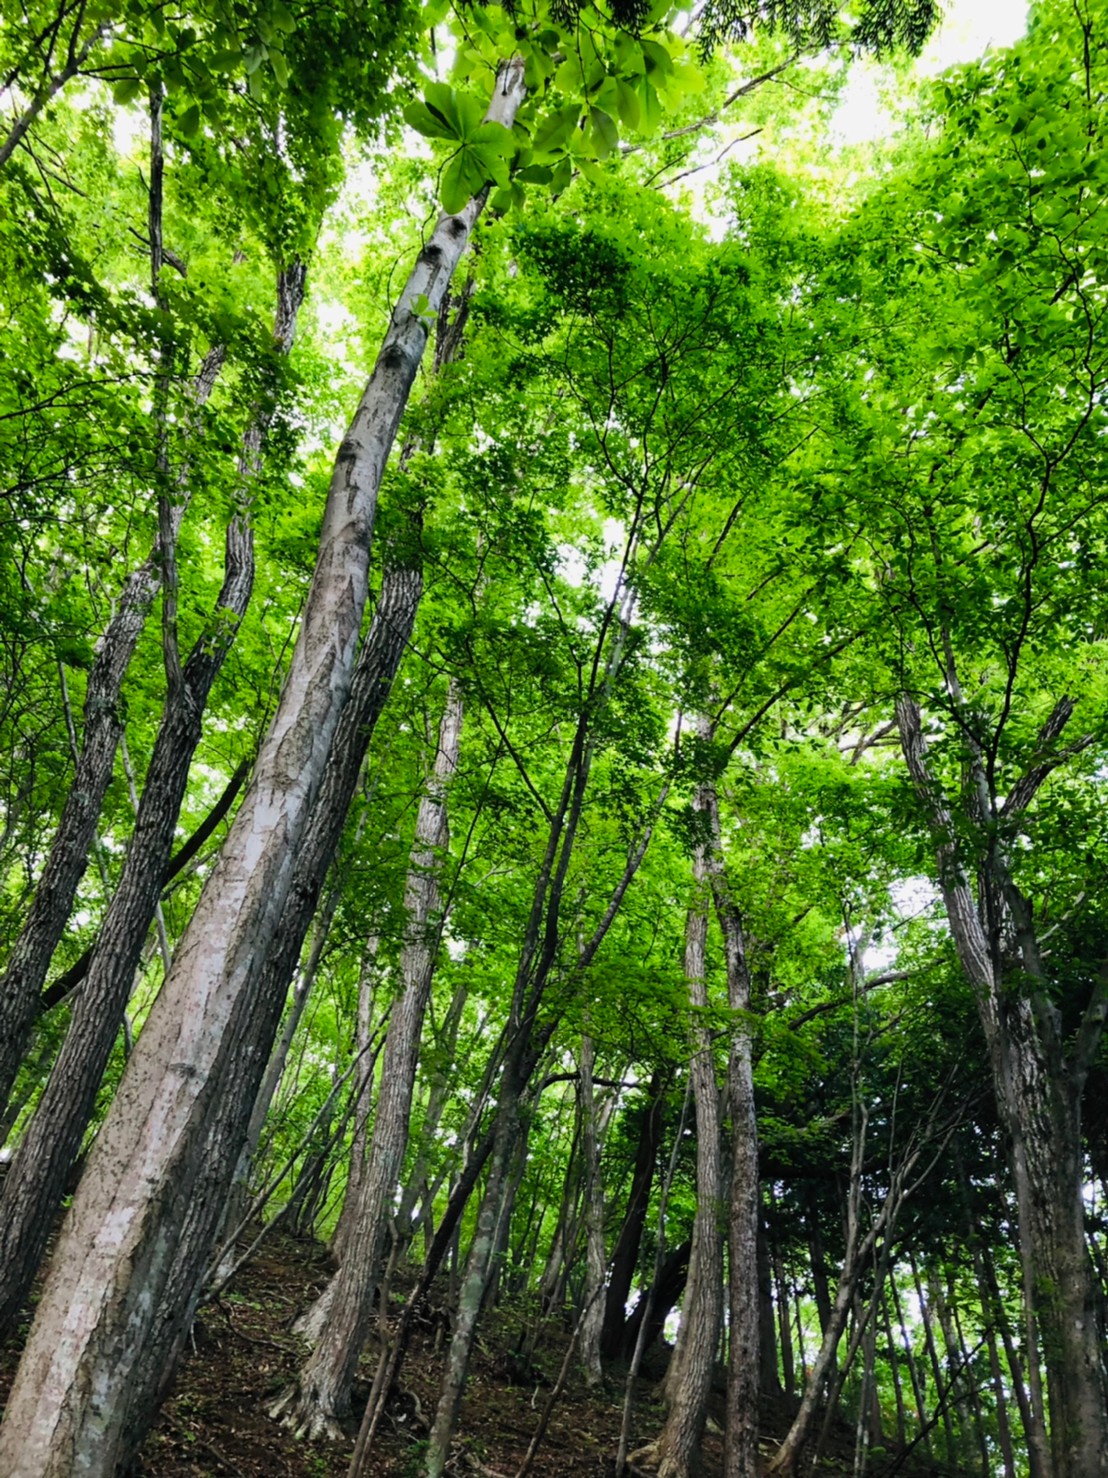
[1,1,1107,1477]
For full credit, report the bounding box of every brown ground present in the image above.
[0,1230,973,1478]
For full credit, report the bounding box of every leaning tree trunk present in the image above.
[638,797,724,1478]
[0,345,224,1115]
[0,264,303,1339]
[272,681,463,1438]
[0,60,525,1478]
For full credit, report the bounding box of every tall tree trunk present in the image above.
[329,933,382,1265]
[896,691,1108,1478]
[697,776,760,1478]
[273,682,464,1437]
[641,789,724,1478]
[757,1207,782,1398]
[0,344,224,1114]
[393,979,468,1248]
[889,1271,930,1454]
[601,1068,667,1357]
[0,266,304,1338]
[425,1062,526,1478]
[219,884,348,1269]
[911,1251,954,1465]
[0,61,525,1478]
[578,1029,608,1387]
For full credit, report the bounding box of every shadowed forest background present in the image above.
[1,0,1107,1475]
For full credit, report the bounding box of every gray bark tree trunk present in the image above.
[272,681,463,1437]
[0,59,524,1478]
[641,767,724,1478]
[329,932,382,1265]
[895,691,1108,1478]
[0,264,303,1339]
[0,343,224,1115]
[705,785,760,1478]
[578,1029,609,1387]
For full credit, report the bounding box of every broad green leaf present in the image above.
[474,120,517,158]
[112,76,143,105]
[550,154,572,195]
[638,76,662,133]
[440,144,492,213]
[404,100,457,140]
[269,48,289,88]
[531,104,580,157]
[614,78,641,131]
[641,38,673,76]
[588,107,619,159]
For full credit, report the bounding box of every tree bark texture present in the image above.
[706,783,759,1478]
[649,791,724,1478]
[0,265,303,1339]
[578,1030,609,1387]
[895,691,1108,1478]
[602,1068,667,1358]
[0,344,225,1114]
[0,61,524,1477]
[274,682,463,1437]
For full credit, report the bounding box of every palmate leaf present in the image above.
[441,144,495,213]
[404,99,457,139]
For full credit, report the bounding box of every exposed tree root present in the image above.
[267,1378,348,1442]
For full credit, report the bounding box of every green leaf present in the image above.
[638,76,662,133]
[523,48,555,91]
[269,48,289,88]
[474,120,517,158]
[588,106,619,159]
[423,82,487,141]
[112,76,143,105]
[640,38,673,76]
[473,141,510,188]
[177,102,201,136]
[531,103,579,158]
[404,100,457,140]
[440,144,491,213]
[614,78,641,131]
[550,154,572,196]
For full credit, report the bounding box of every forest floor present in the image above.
[0,1229,974,1478]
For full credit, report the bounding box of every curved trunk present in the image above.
[425,1068,525,1478]
[0,62,523,1475]
[708,798,759,1478]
